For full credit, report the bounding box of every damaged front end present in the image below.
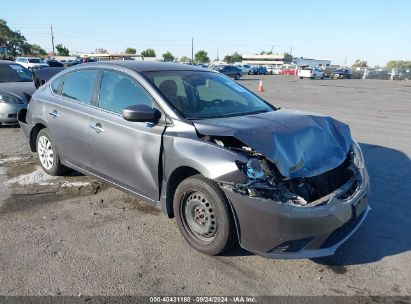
[201,134,370,258]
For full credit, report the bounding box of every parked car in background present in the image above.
[218,65,242,79]
[18,61,370,258]
[44,59,64,68]
[298,67,325,79]
[67,58,97,67]
[332,69,352,79]
[266,65,282,75]
[235,64,252,75]
[279,64,298,76]
[15,57,48,71]
[252,66,268,75]
[0,60,36,124]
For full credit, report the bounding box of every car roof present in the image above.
[0,60,20,65]
[71,60,208,73]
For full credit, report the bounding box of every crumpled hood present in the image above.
[192,109,353,178]
[0,82,36,102]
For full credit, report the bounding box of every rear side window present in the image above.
[62,70,97,104]
[51,75,64,94]
[98,71,153,114]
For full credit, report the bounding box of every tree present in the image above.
[386,60,411,69]
[141,48,156,57]
[162,51,175,62]
[95,48,108,54]
[223,52,242,64]
[55,44,70,56]
[180,55,190,62]
[125,47,136,54]
[195,50,210,63]
[351,59,368,68]
[0,19,28,57]
[27,44,47,56]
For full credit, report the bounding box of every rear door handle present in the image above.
[90,123,105,133]
[49,110,59,118]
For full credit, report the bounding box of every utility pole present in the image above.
[50,25,55,56]
[344,54,347,67]
[191,38,194,63]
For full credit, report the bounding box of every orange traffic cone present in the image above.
[258,79,264,92]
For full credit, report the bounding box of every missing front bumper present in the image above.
[222,169,370,259]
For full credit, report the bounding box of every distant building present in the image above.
[292,57,331,67]
[242,53,292,67]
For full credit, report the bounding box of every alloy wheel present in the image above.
[38,135,54,170]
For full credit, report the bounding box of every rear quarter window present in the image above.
[51,75,64,94]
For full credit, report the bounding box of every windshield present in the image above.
[0,64,33,83]
[28,58,42,63]
[144,71,274,119]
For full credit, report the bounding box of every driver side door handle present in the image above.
[90,123,105,133]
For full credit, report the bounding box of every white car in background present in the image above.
[266,65,282,75]
[298,67,325,79]
[15,57,48,71]
[235,64,253,75]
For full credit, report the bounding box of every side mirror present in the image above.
[122,104,161,123]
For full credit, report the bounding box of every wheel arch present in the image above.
[29,122,47,152]
[164,165,201,218]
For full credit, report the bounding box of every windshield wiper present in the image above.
[187,109,270,120]
[243,109,270,116]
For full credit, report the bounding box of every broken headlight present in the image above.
[239,158,272,180]
[351,141,364,169]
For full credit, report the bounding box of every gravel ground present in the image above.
[0,76,410,296]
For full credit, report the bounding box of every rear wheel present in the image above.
[235,73,240,80]
[36,128,68,176]
[173,175,237,255]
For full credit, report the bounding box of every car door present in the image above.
[47,69,99,170]
[87,69,166,201]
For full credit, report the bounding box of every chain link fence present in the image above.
[352,67,411,80]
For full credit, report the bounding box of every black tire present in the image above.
[299,77,303,79]
[235,73,240,80]
[173,175,237,255]
[36,128,69,176]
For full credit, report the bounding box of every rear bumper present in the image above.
[223,168,370,259]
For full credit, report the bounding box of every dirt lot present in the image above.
[0,76,410,296]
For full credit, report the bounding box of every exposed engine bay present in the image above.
[201,135,359,207]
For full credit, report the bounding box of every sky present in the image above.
[3,0,410,66]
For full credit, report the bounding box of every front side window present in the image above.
[98,71,153,114]
[62,70,97,104]
[144,71,274,119]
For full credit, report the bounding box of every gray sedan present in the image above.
[0,60,36,124]
[18,61,370,258]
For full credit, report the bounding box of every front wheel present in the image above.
[173,175,237,255]
[235,73,240,80]
[36,128,68,176]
